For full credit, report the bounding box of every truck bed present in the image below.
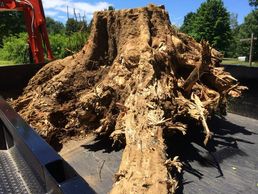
[0,98,95,194]
[61,113,258,194]
[1,64,257,193]
[0,147,44,194]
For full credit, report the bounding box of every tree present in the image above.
[225,13,240,57]
[0,33,30,63]
[108,6,115,11]
[230,13,238,31]
[0,12,25,46]
[180,12,196,35]
[65,18,88,35]
[249,0,258,8]
[180,0,232,53]
[104,6,115,11]
[46,17,65,34]
[237,10,258,60]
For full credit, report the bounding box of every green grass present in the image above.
[0,60,15,66]
[222,58,258,67]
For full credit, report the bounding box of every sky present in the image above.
[42,0,254,26]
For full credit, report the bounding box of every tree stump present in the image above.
[12,5,246,194]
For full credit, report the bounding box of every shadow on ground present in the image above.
[81,114,257,194]
[82,135,124,153]
[166,115,256,194]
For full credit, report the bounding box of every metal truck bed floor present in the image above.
[0,147,44,194]
[181,113,258,194]
[0,98,95,194]
[61,113,258,194]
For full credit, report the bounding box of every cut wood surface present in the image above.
[11,5,246,194]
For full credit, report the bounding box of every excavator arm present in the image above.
[0,0,54,64]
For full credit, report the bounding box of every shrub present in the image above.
[0,31,89,64]
[0,33,29,63]
[49,33,69,59]
[65,32,89,54]
[49,32,89,59]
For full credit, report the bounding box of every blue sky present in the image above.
[42,0,253,26]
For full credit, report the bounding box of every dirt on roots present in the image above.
[11,4,246,194]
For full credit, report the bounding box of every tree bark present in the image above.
[11,4,246,194]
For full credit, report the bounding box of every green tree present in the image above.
[230,13,238,31]
[46,17,65,34]
[66,18,80,35]
[0,33,30,63]
[226,13,239,57]
[65,18,88,35]
[108,6,115,11]
[180,12,196,35]
[180,0,232,53]
[249,0,258,8]
[0,31,90,63]
[0,12,25,46]
[236,10,258,60]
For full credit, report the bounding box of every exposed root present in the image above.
[11,4,246,194]
[191,94,211,145]
[165,156,183,173]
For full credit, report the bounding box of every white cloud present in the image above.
[42,0,69,9]
[42,0,111,21]
[45,10,59,17]
[57,15,67,20]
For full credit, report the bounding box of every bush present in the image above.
[0,33,29,63]
[0,31,89,63]
[49,33,69,59]
[49,32,89,59]
[66,32,89,54]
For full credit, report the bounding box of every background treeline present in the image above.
[0,1,257,64]
[180,0,258,60]
[0,12,90,63]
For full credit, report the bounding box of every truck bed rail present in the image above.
[0,98,95,194]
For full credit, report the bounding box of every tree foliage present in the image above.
[226,13,240,57]
[0,33,30,63]
[0,31,90,63]
[180,0,231,53]
[46,17,65,34]
[108,6,115,11]
[180,12,196,34]
[249,0,258,8]
[65,18,88,35]
[0,14,91,63]
[237,10,258,60]
[230,13,238,31]
[49,32,89,58]
[0,12,25,46]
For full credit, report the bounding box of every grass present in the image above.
[1,58,258,67]
[0,60,15,66]
[222,58,258,67]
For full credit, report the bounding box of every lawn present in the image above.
[222,58,258,67]
[0,60,15,66]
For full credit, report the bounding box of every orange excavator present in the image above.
[0,0,54,63]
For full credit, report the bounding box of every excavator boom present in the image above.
[0,0,54,63]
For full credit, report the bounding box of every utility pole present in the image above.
[67,6,69,19]
[249,33,254,67]
[240,33,257,67]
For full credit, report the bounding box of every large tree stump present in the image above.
[11,5,246,193]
